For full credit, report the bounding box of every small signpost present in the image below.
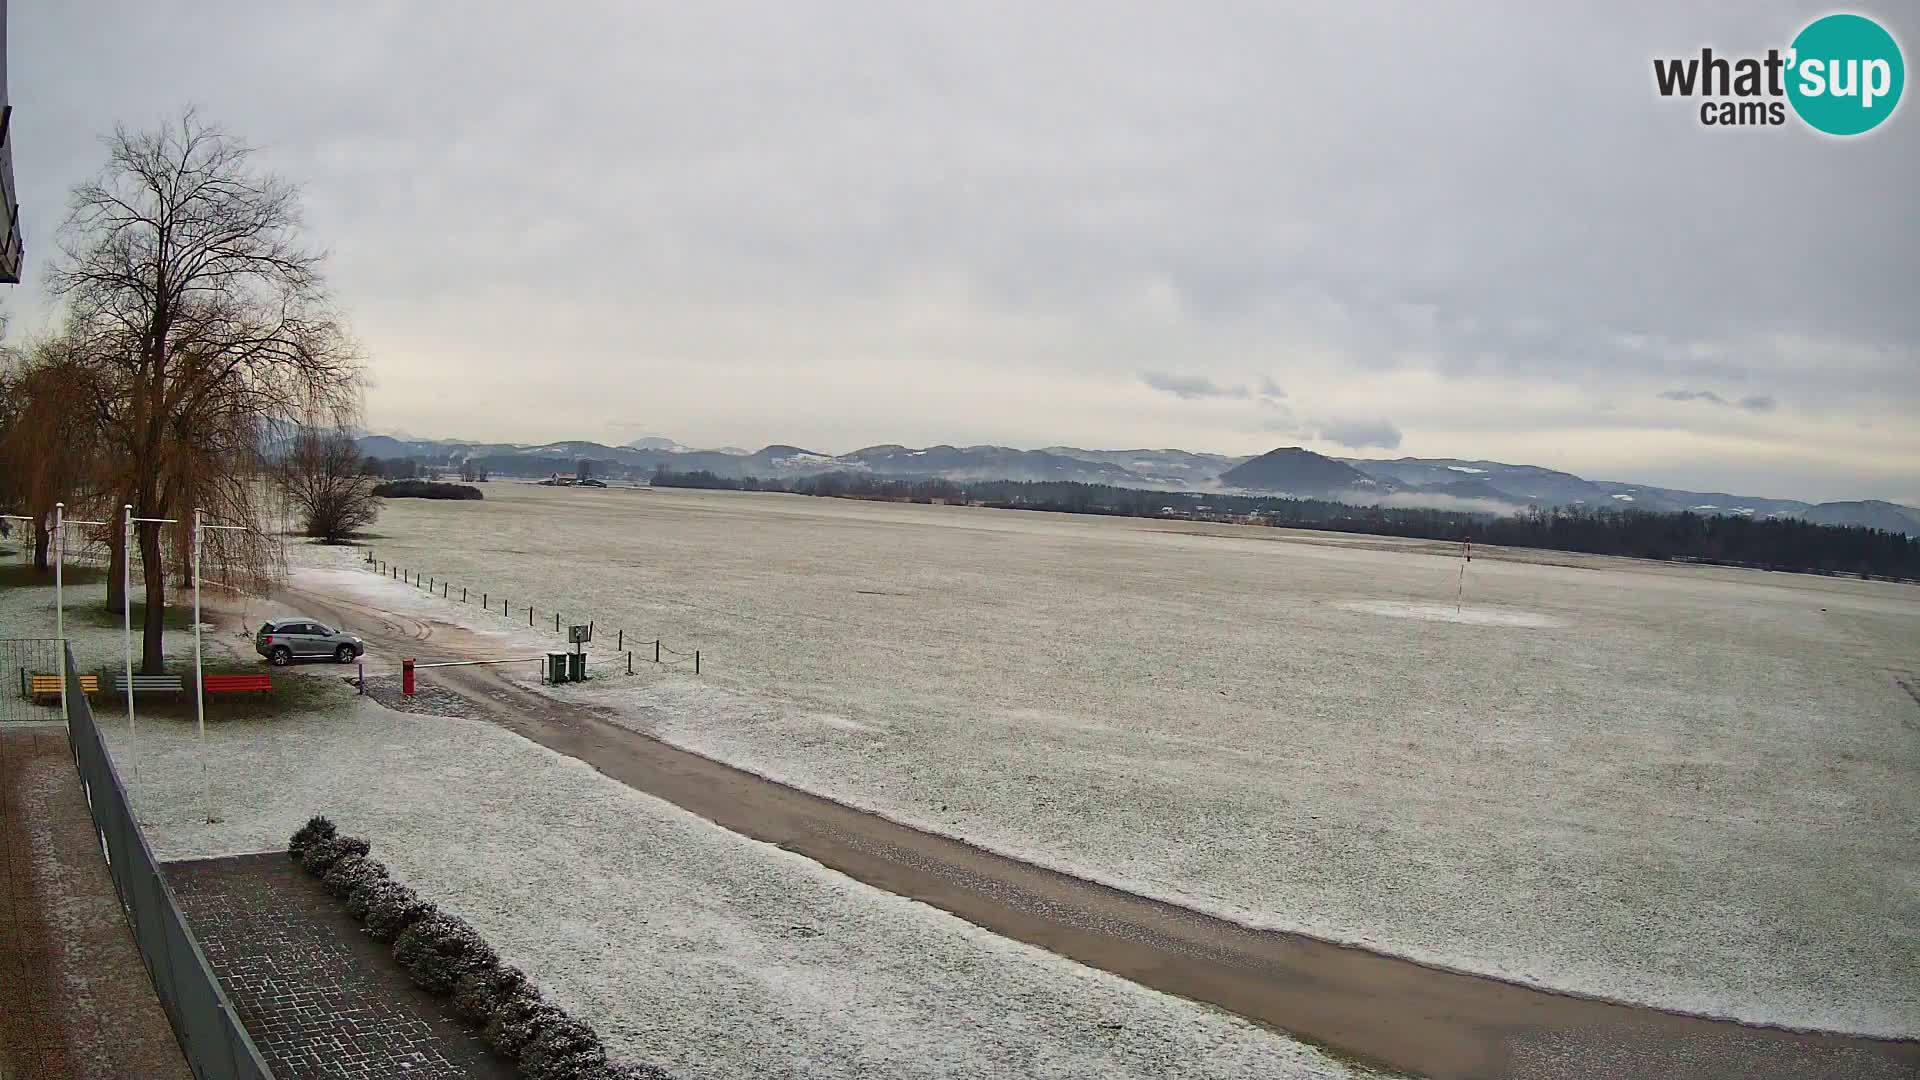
[566,624,591,683]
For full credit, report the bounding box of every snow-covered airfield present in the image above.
[324,482,1920,1038]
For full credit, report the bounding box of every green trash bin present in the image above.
[545,651,569,685]
[567,650,587,683]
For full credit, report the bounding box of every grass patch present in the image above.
[69,600,193,632]
[86,657,351,721]
[0,562,109,589]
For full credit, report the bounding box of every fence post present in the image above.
[617,628,623,651]
[655,639,661,664]
[555,612,560,632]
[443,582,448,598]
[695,650,700,675]
[627,651,633,675]
[463,587,467,602]
[528,606,534,626]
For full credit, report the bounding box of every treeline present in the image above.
[651,469,1919,579]
[362,456,491,482]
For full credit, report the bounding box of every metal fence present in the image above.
[1,638,63,723]
[63,644,277,1080]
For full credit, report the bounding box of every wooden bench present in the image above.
[27,673,100,702]
[201,674,273,696]
[112,673,187,695]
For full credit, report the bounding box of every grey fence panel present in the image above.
[1,637,63,723]
[64,644,277,1080]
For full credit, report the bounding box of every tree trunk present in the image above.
[32,519,50,572]
[107,520,127,610]
[138,521,168,675]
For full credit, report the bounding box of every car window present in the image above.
[311,624,333,636]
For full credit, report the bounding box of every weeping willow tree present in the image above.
[0,334,106,571]
[50,110,359,673]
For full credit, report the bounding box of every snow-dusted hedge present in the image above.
[300,833,370,876]
[288,817,667,1080]
[360,879,437,942]
[288,815,337,860]
[395,912,499,994]
[323,853,388,900]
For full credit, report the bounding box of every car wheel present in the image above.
[336,645,356,664]
[270,646,292,666]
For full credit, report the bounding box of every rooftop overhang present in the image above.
[0,0,20,285]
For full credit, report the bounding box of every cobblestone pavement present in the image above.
[167,853,516,1080]
[357,676,476,719]
[0,726,192,1080]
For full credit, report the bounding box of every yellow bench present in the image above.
[26,673,100,702]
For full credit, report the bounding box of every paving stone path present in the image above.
[0,726,191,1080]
[167,853,516,1080]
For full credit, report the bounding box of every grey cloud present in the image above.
[1660,389,1729,405]
[1319,419,1403,450]
[1660,389,1778,413]
[7,2,1912,502]
[1257,376,1287,399]
[1141,371,1248,400]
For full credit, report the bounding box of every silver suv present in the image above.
[255,618,365,665]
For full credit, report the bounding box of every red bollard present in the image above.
[403,658,415,697]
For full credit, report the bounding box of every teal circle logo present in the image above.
[1787,14,1904,135]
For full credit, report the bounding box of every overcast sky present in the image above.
[8,2,1916,503]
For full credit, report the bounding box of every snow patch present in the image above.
[1336,600,1565,627]
[1446,465,1488,474]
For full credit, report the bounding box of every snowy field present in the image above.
[112,698,1354,1080]
[0,570,1354,1080]
[303,483,1920,1037]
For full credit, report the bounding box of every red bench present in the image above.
[202,674,273,696]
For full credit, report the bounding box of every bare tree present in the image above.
[279,427,381,542]
[51,110,360,672]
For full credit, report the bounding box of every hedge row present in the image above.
[289,817,669,1080]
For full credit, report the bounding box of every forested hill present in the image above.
[651,470,1919,581]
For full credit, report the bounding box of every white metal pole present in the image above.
[53,504,64,642]
[125,505,135,781]
[54,503,65,722]
[194,507,209,823]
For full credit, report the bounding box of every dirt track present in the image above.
[276,583,1920,1080]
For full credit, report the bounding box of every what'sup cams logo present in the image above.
[1654,13,1904,134]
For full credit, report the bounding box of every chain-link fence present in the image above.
[0,638,63,723]
[63,644,277,1080]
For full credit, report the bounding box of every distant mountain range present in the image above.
[352,433,1920,536]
